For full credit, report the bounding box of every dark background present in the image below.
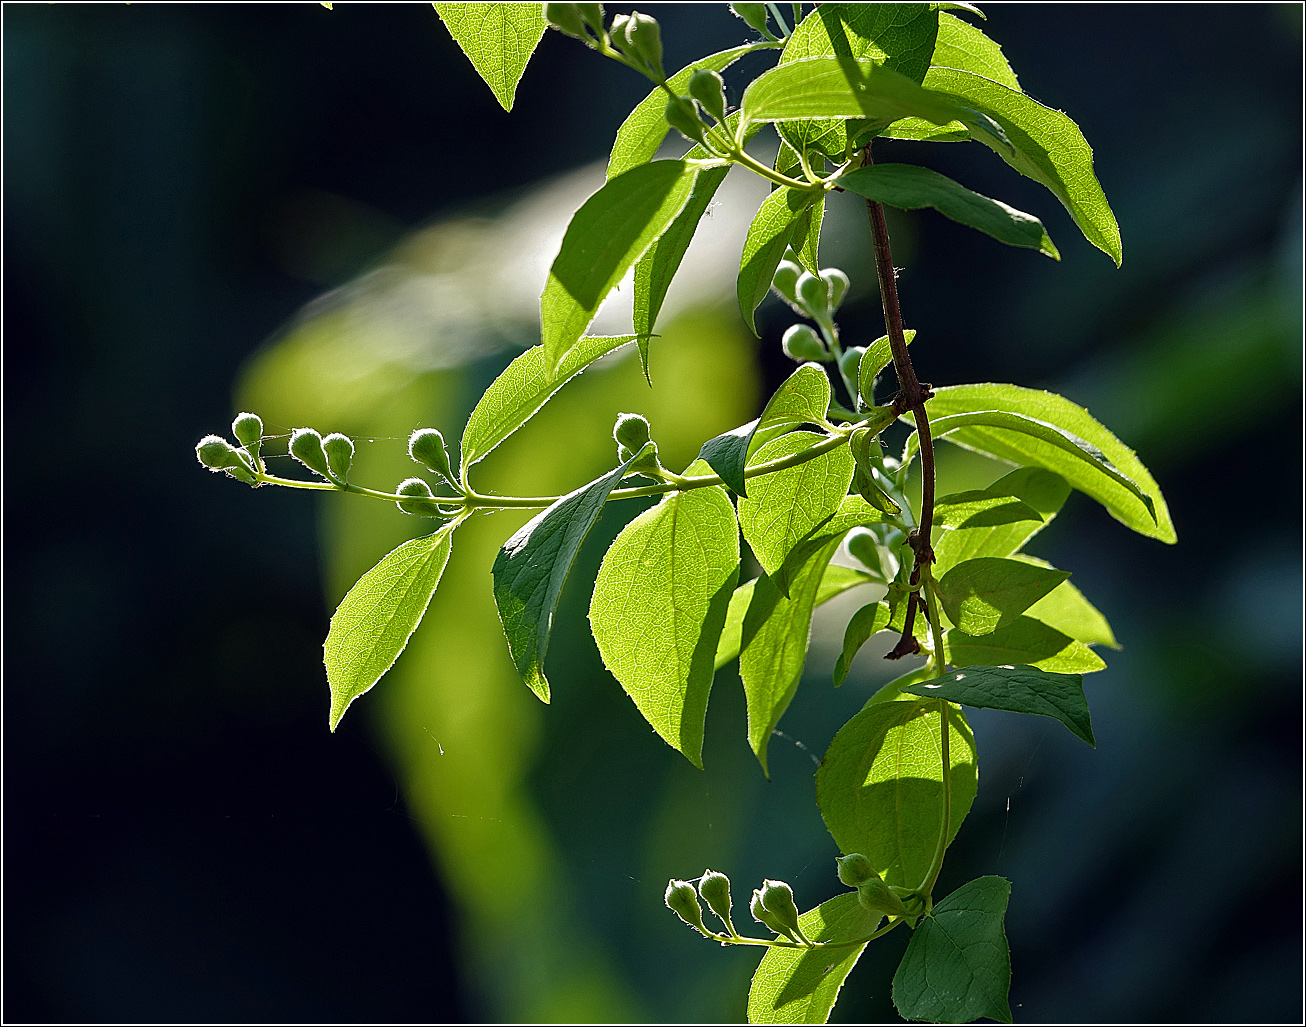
[5,3,1302,1023]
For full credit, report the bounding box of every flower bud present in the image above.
[688,68,727,122]
[196,434,239,472]
[396,477,448,519]
[771,259,801,304]
[289,428,330,477]
[613,412,652,451]
[781,324,826,362]
[665,879,706,932]
[232,411,263,451]
[322,432,354,481]
[543,3,590,39]
[750,888,792,939]
[730,2,770,33]
[758,880,804,941]
[838,345,865,382]
[821,268,850,310]
[698,870,734,932]
[835,852,877,888]
[409,428,455,487]
[620,11,663,76]
[664,96,705,143]
[845,527,883,578]
[796,271,830,315]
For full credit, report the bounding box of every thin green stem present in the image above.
[702,915,905,950]
[254,471,461,507]
[921,571,948,676]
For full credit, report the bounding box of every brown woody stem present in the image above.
[863,143,936,661]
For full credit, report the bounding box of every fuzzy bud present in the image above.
[665,879,706,932]
[232,411,263,450]
[409,428,455,487]
[196,435,238,472]
[730,2,770,33]
[698,870,734,931]
[289,428,330,477]
[845,527,883,578]
[771,259,801,303]
[835,853,877,888]
[688,68,727,122]
[543,3,590,38]
[838,345,865,382]
[396,477,448,519]
[796,270,830,315]
[821,268,850,310]
[620,11,663,76]
[322,433,354,481]
[613,412,652,451]
[758,879,802,939]
[781,324,827,362]
[749,889,789,937]
[664,96,705,143]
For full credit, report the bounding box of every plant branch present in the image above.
[863,142,937,660]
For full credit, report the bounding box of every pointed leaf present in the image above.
[748,893,881,1024]
[326,525,454,730]
[946,616,1105,674]
[790,194,825,275]
[739,187,818,333]
[737,430,853,580]
[607,45,772,179]
[833,601,891,686]
[932,467,1069,572]
[740,536,843,774]
[936,556,1070,635]
[930,11,1019,90]
[492,449,645,702]
[433,3,545,111]
[542,160,701,369]
[892,876,1013,1024]
[1013,555,1118,648]
[838,163,1059,258]
[903,664,1095,746]
[589,485,739,768]
[460,335,637,472]
[817,699,977,888]
[926,384,1175,542]
[771,493,889,598]
[857,329,915,402]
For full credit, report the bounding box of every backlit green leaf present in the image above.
[791,195,825,274]
[946,616,1105,674]
[770,493,889,599]
[747,893,881,1024]
[433,3,545,111]
[858,329,915,402]
[884,67,1121,264]
[326,524,455,730]
[833,601,890,686]
[607,45,772,179]
[930,11,1019,90]
[740,536,843,774]
[589,485,739,768]
[903,664,1095,746]
[542,160,701,369]
[892,876,1013,1024]
[739,187,819,333]
[1013,555,1118,648]
[817,699,977,888]
[936,556,1070,635]
[460,335,637,473]
[699,363,834,497]
[926,384,1175,542]
[931,467,1068,573]
[491,449,645,702]
[737,430,853,580]
[838,163,1058,259]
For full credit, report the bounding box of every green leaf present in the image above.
[817,699,977,888]
[926,384,1175,543]
[833,601,890,686]
[741,56,963,131]
[775,3,940,158]
[737,430,853,580]
[460,335,637,473]
[542,160,701,369]
[903,664,1095,747]
[491,450,645,702]
[747,893,881,1024]
[946,616,1105,674]
[884,67,1121,265]
[589,485,739,768]
[738,187,819,334]
[1012,555,1118,648]
[740,536,843,774]
[790,195,825,274]
[716,564,871,671]
[857,329,915,402]
[633,166,730,353]
[930,11,1019,90]
[325,525,454,730]
[771,493,889,599]
[699,363,834,496]
[936,556,1070,635]
[432,3,545,112]
[838,163,1059,259]
[607,44,771,179]
[931,467,1068,573]
[892,876,1013,1024]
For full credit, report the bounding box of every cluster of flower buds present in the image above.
[772,256,852,365]
[613,412,665,479]
[663,868,742,939]
[544,5,663,79]
[399,428,458,518]
[750,879,810,944]
[290,427,355,485]
[194,411,266,484]
[835,853,914,920]
[542,3,606,44]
